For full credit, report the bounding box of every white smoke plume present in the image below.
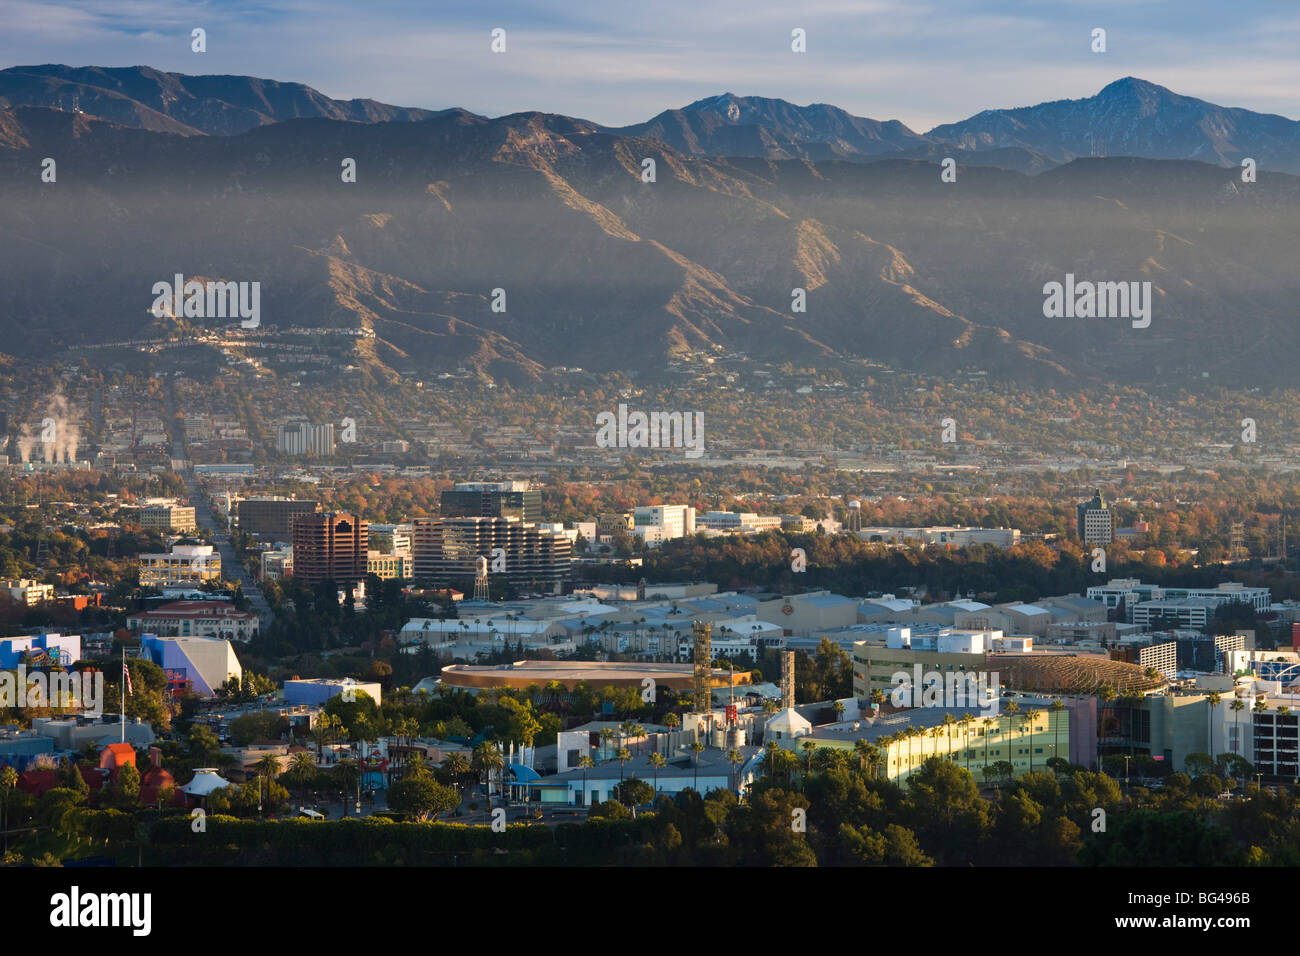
[18,390,82,463]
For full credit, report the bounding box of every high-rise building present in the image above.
[440,481,541,523]
[277,422,336,457]
[1077,489,1114,545]
[291,512,369,587]
[235,497,320,539]
[411,515,570,589]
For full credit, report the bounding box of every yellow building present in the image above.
[367,550,413,580]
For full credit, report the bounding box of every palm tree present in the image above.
[853,738,872,773]
[801,740,818,775]
[254,753,281,817]
[690,740,705,791]
[1049,700,1066,768]
[1021,710,1037,773]
[333,758,360,817]
[1,765,17,854]
[599,727,616,762]
[312,712,341,759]
[866,747,882,781]
[663,711,680,742]
[942,713,957,760]
[472,741,504,816]
[959,713,975,772]
[764,740,780,779]
[614,747,632,801]
[1207,690,1222,763]
[577,754,594,807]
[441,751,470,798]
[870,688,885,711]
[627,723,646,756]
[928,724,943,762]
[832,700,845,722]
[287,751,317,808]
[1004,700,1021,773]
[648,751,666,796]
[1230,698,1246,754]
[726,749,744,795]
[983,717,996,771]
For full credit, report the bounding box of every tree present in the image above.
[110,763,140,810]
[1230,699,1246,754]
[254,753,281,817]
[614,747,632,800]
[389,774,458,821]
[839,822,933,866]
[333,758,360,816]
[690,740,705,791]
[286,751,317,808]
[441,752,469,797]
[1,765,17,854]
[1207,691,1222,763]
[471,741,504,815]
[312,713,341,759]
[727,748,745,796]
[801,740,817,775]
[188,725,222,764]
[613,776,654,808]
[648,751,666,796]
[577,754,594,807]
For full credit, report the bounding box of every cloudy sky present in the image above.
[2,0,1298,130]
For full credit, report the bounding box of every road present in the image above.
[165,382,273,628]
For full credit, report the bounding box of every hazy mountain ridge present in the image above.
[0,64,447,136]
[2,72,1299,387]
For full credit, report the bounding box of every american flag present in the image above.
[123,661,134,696]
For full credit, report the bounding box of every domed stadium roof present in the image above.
[991,654,1165,695]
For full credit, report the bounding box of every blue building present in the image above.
[0,633,81,669]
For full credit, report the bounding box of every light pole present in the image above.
[1123,754,1131,799]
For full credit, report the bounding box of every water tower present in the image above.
[846,498,862,532]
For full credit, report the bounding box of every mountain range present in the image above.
[1,65,1299,387]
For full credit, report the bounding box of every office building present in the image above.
[1077,490,1114,545]
[412,515,570,588]
[440,481,541,523]
[277,421,336,457]
[138,541,222,588]
[632,505,696,544]
[235,497,320,539]
[291,512,369,587]
[139,504,196,533]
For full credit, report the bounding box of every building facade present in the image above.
[235,497,319,538]
[412,515,571,588]
[1077,490,1114,545]
[440,481,541,523]
[291,512,369,587]
[138,542,222,588]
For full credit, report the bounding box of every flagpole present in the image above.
[121,646,126,744]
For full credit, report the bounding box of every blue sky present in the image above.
[2,0,1298,130]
